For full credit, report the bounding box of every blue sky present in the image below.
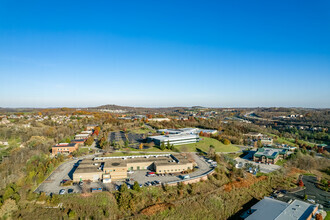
[0,0,329,108]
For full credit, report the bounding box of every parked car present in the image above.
[147,172,156,177]
[91,187,102,193]
[68,188,74,194]
[61,179,69,184]
[59,189,65,195]
[79,181,83,186]
[181,175,190,180]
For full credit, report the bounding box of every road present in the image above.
[287,175,330,210]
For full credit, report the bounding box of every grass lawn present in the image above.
[275,159,287,166]
[267,133,316,147]
[325,211,330,220]
[175,137,240,153]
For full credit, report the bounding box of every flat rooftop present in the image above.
[74,166,103,174]
[254,148,287,158]
[276,200,317,220]
[245,197,316,220]
[95,154,192,168]
[150,134,199,142]
[246,197,289,220]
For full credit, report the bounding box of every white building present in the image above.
[148,134,200,146]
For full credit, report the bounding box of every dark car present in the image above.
[60,179,69,185]
[68,188,74,194]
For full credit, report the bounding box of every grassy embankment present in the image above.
[175,137,240,153]
[127,137,240,153]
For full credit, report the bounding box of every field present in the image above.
[275,159,287,166]
[124,137,240,153]
[267,133,316,147]
[128,126,154,134]
[175,137,240,153]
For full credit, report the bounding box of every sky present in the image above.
[0,0,330,108]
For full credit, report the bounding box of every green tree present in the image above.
[160,142,166,150]
[132,181,140,191]
[124,140,129,147]
[119,183,128,193]
[166,141,170,149]
[68,209,76,218]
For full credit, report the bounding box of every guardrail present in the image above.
[165,167,215,185]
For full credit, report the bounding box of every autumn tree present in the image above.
[223,138,231,145]
[208,145,215,158]
[85,136,94,146]
[257,139,262,148]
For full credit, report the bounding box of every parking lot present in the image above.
[35,154,96,195]
[235,151,281,173]
[35,152,214,195]
[108,131,144,148]
[113,153,213,187]
[283,175,330,210]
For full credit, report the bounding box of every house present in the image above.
[244,132,263,139]
[317,144,329,152]
[0,117,10,125]
[260,137,273,145]
[52,143,79,155]
[86,125,97,131]
[75,133,90,140]
[71,139,86,145]
[253,148,288,164]
[243,197,318,220]
[81,130,93,135]
[0,141,9,146]
[148,118,171,122]
[157,128,217,136]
